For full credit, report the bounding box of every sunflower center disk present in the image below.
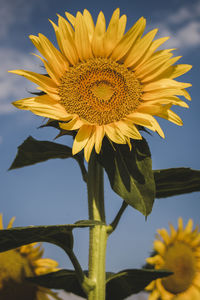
[58,58,142,125]
[162,242,196,294]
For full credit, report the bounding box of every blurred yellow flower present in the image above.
[0,214,60,300]
[146,218,200,300]
[10,9,192,161]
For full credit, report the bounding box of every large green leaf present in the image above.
[154,168,200,198]
[97,138,155,216]
[106,268,172,300]
[9,136,87,182]
[0,221,100,252]
[28,269,87,298]
[28,268,172,299]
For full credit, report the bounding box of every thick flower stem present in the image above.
[87,152,108,300]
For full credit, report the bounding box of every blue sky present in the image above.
[0,0,200,299]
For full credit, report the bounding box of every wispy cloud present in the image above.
[0,48,41,114]
[153,2,200,51]
[0,0,34,39]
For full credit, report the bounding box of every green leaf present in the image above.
[97,138,155,216]
[9,136,73,169]
[106,268,172,300]
[27,268,172,299]
[154,168,200,198]
[0,221,99,253]
[9,136,88,182]
[27,269,87,298]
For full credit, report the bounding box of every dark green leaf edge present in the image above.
[27,268,172,299]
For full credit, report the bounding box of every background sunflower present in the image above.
[146,218,200,300]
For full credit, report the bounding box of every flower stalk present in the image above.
[87,151,108,300]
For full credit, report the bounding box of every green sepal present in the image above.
[9,136,87,182]
[27,268,172,299]
[0,221,100,253]
[97,138,155,216]
[39,119,75,139]
[154,168,200,198]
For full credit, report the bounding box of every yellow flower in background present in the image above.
[10,9,192,161]
[146,218,200,300]
[0,214,60,300]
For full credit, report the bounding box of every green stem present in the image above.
[107,201,128,235]
[87,152,108,300]
[65,248,94,295]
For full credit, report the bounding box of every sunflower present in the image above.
[0,214,60,300]
[10,9,192,161]
[146,218,200,300]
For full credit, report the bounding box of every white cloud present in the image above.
[0,0,34,38]
[167,4,200,24]
[0,47,42,114]
[153,2,200,52]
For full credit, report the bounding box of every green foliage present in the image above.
[154,168,200,198]
[9,136,87,182]
[27,268,172,299]
[97,138,155,216]
[0,221,100,253]
[9,136,73,169]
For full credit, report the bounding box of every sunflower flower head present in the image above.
[10,9,192,161]
[146,218,200,300]
[0,214,60,300]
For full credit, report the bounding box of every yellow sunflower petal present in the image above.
[59,117,84,130]
[145,280,156,291]
[33,258,59,268]
[125,28,158,68]
[142,79,191,92]
[141,56,182,83]
[144,97,189,108]
[75,12,93,61]
[84,130,96,162]
[158,228,171,244]
[169,64,192,79]
[72,125,93,155]
[111,17,146,61]
[185,219,193,234]
[95,126,105,154]
[32,53,61,85]
[115,120,142,140]
[103,8,120,57]
[13,95,71,121]
[137,103,182,125]
[92,11,106,57]
[9,69,57,95]
[7,217,16,229]
[83,9,95,42]
[148,288,160,300]
[153,240,166,255]
[0,214,3,230]
[135,36,170,69]
[169,223,177,239]
[141,88,190,101]
[65,11,76,26]
[117,14,127,40]
[135,52,173,79]
[57,15,79,65]
[146,255,164,266]
[105,124,127,144]
[29,34,68,77]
